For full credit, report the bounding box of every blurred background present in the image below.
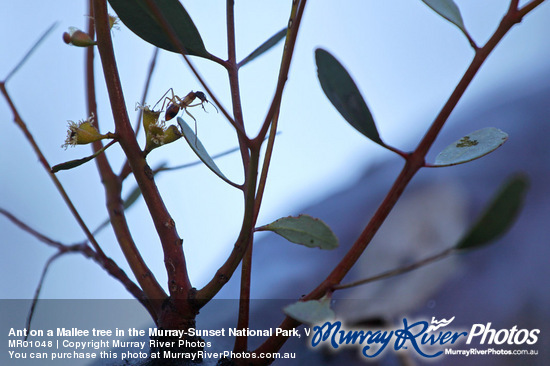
[1,1,549,364]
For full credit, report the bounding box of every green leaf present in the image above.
[177,117,238,188]
[239,28,287,67]
[433,127,508,167]
[315,48,383,146]
[283,297,335,325]
[51,144,110,173]
[108,0,210,58]
[257,214,339,250]
[421,0,467,34]
[51,156,96,173]
[455,175,529,251]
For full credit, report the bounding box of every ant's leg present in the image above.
[187,100,218,113]
[186,101,207,112]
[154,88,174,110]
[194,119,198,146]
[208,101,219,113]
[184,108,197,123]
[183,109,199,144]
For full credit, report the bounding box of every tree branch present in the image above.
[93,1,192,311]
[253,0,307,145]
[252,2,543,356]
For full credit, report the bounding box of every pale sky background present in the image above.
[1,0,549,300]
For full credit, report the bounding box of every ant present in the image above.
[154,89,217,139]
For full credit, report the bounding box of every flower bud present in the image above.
[108,15,120,30]
[145,124,165,149]
[136,103,162,132]
[62,114,107,149]
[144,124,182,154]
[163,125,183,144]
[63,27,97,47]
[137,103,182,154]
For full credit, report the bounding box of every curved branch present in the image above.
[0,207,153,323]
[0,78,106,264]
[253,0,307,145]
[195,150,259,305]
[93,1,191,306]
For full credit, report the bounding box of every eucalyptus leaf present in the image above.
[51,156,96,173]
[177,117,238,188]
[315,48,383,146]
[51,144,110,173]
[258,214,339,250]
[433,127,508,167]
[283,297,335,325]
[421,0,467,34]
[455,175,529,251]
[239,28,287,67]
[108,0,210,58]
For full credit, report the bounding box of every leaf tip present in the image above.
[455,174,529,251]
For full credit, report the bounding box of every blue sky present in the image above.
[1,1,549,299]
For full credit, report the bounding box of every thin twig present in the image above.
[518,0,546,16]
[0,208,65,250]
[0,207,152,314]
[234,238,253,353]
[3,23,57,83]
[1,23,106,259]
[23,245,157,334]
[159,144,242,172]
[195,149,260,306]
[24,251,67,341]
[225,0,251,177]
[253,0,307,145]
[231,1,307,349]
[135,48,160,136]
[86,2,111,174]
[253,108,280,221]
[333,248,454,290]
[0,78,106,260]
[227,0,253,349]
[195,0,308,313]
[119,48,160,181]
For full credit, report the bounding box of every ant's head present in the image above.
[194,91,207,103]
[193,91,218,113]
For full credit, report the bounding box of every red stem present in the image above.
[226,0,251,169]
[93,1,192,311]
[253,0,307,145]
[225,0,253,353]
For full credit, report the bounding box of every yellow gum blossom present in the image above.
[137,103,182,154]
[62,114,108,149]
